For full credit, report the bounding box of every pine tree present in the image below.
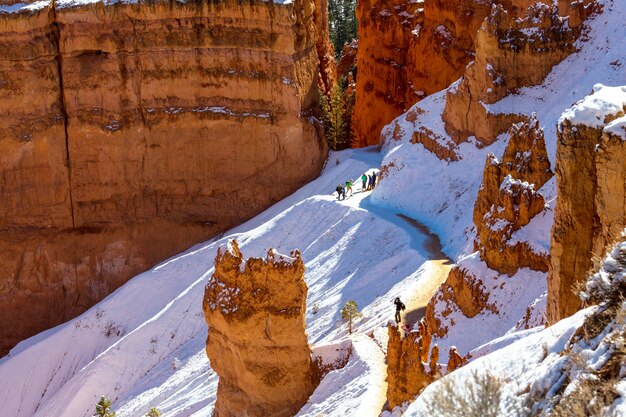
[145,407,161,417]
[94,396,116,417]
[329,0,358,57]
[320,84,350,150]
[341,300,362,334]
[329,84,347,150]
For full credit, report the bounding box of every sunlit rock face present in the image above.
[0,0,329,355]
[442,0,596,146]
[473,115,553,276]
[548,85,626,323]
[386,320,468,410]
[409,0,597,366]
[352,0,493,147]
[203,240,316,417]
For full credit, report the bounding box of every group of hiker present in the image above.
[335,171,378,201]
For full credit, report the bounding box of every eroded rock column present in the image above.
[203,240,316,417]
[547,85,626,323]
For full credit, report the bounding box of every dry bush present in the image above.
[421,370,531,417]
[549,375,619,417]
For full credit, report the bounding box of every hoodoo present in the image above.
[548,85,626,323]
[203,240,316,417]
[0,0,329,355]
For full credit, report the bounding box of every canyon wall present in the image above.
[0,0,329,356]
[417,0,595,339]
[442,0,595,145]
[383,3,598,400]
[203,240,316,417]
[352,0,493,147]
[547,85,626,323]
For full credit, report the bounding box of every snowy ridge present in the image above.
[375,0,626,363]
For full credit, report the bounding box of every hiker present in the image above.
[394,297,406,323]
[368,174,374,191]
[371,171,378,189]
[361,173,368,191]
[346,179,353,197]
[336,184,345,201]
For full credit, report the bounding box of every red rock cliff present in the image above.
[547,85,626,323]
[352,0,494,147]
[0,0,329,355]
[203,240,316,417]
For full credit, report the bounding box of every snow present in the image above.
[605,114,626,140]
[0,0,49,13]
[377,91,508,259]
[373,0,626,363]
[1,0,625,415]
[0,148,444,417]
[403,307,594,416]
[508,180,554,256]
[296,335,387,417]
[559,84,626,130]
[427,252,547,361]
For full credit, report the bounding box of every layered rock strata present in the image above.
[547,85,626,323]
[203,240,316,417]
[0,0,328,355]
[442,0,596,145]
[353,0,493,147]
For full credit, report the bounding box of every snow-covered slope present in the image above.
[0,148,447,417]
[373,0,626,359]
[405,233,626,417]
[1,1,625,416]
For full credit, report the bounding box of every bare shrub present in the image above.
[421,370,530,417]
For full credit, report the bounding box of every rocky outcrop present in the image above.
[386,320,471,409]
[0,0,329,355]
[547,85,626,323]
[203,240,316,417]
[443,0,596,145]
[352,0,493,147]
[474,115,553,275]
[336,39,357,81]
[424,116,552,340]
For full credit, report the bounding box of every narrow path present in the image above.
[395,215,453,328]
[333,176,454,415]
[335,177,453,330]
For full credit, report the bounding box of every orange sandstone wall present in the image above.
[0,0,328,356]
[352,0,493,147]
[547,87,626,323]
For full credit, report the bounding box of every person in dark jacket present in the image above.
[394,297,406,323]
[371,171,378,189]
[336,184,345,201]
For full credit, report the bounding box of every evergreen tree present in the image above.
[94,396,116,417]
[329,0,358,57]
[328,83,347,150]
[145,407,161,417]
[341,300,362,334]
[320,84,350,150]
